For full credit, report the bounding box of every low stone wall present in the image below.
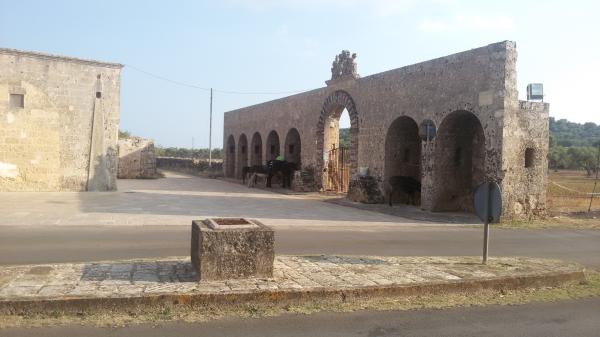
[156,157,223,176]
[117,137,157,179]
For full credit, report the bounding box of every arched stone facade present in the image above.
[222,41,550,219]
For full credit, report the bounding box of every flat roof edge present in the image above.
[0,48,124,69]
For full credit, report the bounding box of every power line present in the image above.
[125,64,308,95]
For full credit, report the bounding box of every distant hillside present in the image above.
[550,117,600,147]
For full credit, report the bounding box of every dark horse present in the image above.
[242,160,298,188]
[384,176,421,206]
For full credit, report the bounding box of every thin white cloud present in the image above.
[419,13,515,32]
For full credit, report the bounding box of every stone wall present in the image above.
[0,48,122,191]
[223,41,549,219]
[117,136,157,179]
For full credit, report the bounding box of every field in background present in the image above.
[548,170,599,214]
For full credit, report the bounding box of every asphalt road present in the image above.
[3,297,599,337]
[1,225,599,267]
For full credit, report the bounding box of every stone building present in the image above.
[117,136,157,179]
[223,41,549,219]
[0,48,122,191]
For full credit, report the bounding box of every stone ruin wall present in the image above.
[0,49,122,191]
[223,41,549,219]
[501,100,550,218]
[117,136,157,179]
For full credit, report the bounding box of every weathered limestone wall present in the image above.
[0,49,122,191]
[117,136,157,179]
[223,41,549,219]
[501,101,550,217]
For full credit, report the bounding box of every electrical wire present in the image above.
[125,64,308,95]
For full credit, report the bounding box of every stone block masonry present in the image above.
[191,219,275,281]
[0,48,122,191]
[223,41,550,219]
[0,256,584,316]
[117,136,157,179]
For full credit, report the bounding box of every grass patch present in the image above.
[498,217,600,230]
[1,271,599,329]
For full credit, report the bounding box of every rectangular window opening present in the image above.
[9,94,24,109]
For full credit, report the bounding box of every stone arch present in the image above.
[316,90,359,190]
[250,132,263,166]
[225,135,236,178]
[284,128,302,166]
[265,130,281,161]
[236,133,248,179]
[432,110,485,212]
[384,116,421,204]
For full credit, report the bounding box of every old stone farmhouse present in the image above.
[223,41,549,219]
[0,48,122,191]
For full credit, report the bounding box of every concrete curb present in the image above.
[0,270,584,316]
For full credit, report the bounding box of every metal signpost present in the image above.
[473,182,502,264]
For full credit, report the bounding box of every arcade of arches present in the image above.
[223,41,550,219]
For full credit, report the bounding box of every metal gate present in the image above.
[325,145,349,193]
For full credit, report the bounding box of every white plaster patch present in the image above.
[19,130,27,139]
[68,105,74,111]
[478,90,494,106]
[6,112,15,124]
[0,162,18,179]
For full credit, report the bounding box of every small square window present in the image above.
[9,94,24,109]
[525,148,535,168]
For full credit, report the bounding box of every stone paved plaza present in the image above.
[0,171,471,230]
[0,255,581,301]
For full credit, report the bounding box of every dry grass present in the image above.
[547,170,599,215]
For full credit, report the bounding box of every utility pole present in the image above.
[588,142,600,212]
[208,88,213,167]
[191,137,195,159]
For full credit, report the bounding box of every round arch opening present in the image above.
[236,134,248,179]
[316,90,358,193]
[266,130,281,161]
[225,135,236,178]
[433,110,485,212]
[284,128,302,166]
[250,132,263,166]
[384,116,421,205]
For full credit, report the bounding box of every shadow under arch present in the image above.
[432,110,485,212]
[315,90,359,191]
[266,130,280,161]
[225,135,236,178]
[250,132,263,166]
[236,133,248,179]
[384,116,421,204]
[284,127,302,166]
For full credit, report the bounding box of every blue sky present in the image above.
[1,0,598,148]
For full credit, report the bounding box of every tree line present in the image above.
[154,147,223,160]
[548,118,600,175]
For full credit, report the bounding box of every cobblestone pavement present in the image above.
[0,256,581,301]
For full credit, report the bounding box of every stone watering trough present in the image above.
[191,218,275,281]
